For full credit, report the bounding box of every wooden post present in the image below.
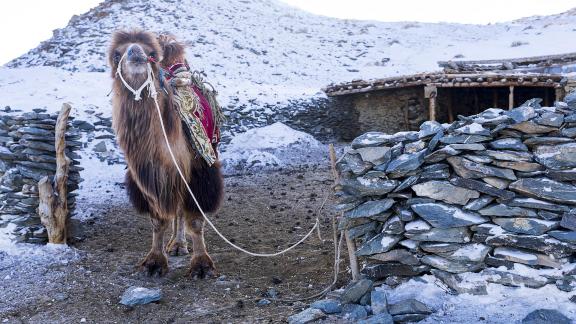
[492,90,498,108]
[447,90,454,123]
[473,89,479,114]
[38,103,72,244]
[329,144,360,282]
[508,86,515,110]
[425,85,437,121]
[556,87,566,102]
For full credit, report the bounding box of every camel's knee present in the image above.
[185,213,204,234]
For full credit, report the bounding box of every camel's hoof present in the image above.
[187,254,217,279]
[166,240,189,256]
[139,252,169,277]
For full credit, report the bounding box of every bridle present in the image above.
[115,51,158,101]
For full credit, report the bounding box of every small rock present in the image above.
[340,279,373,304]
[356,233,401,256]
[411,181,479,205]
[310,299,342,314]
[93,141,107,153]
[370,288,388,315]
[119,286,162,306]
[288,308,326,324]
[411,203,487,228]
[388,299,432,316]
[555,276,576,292]
[342,304,368,321]
[257,299,271,306]
[358,312,394,324]
[521,309,571,324]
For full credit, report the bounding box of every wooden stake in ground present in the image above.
[38,103,72,244]
[329,144,360,282]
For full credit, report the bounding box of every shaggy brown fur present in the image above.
[109,30,223,277]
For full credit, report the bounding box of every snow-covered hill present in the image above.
[5,0,576,112]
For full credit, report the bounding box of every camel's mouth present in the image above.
[122,44,149,73]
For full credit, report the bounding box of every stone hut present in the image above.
[324,53,576,140]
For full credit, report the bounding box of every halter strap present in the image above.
[115,51,157,101]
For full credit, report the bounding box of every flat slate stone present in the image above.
[340,279,374,304]
[439,134,492,144]
[405,227,471,243]
[405,220,432,234]
[447,143,486,151]
[411,203,488,228]
[462,154,493,164]
[424,146,460,163]
[561,127,576,138]
[485,233,575,258]
[348,222,378,240]
[489,138,528,151]
[522,309,571,324]
[464,196,495,211]
[356,233,401,256]
[369,249,420,265]
[508,198,569,212]
[479,204,537,217]
[344,199,395,219]
[342,304,368,321]
[506,105,537,123]
[393,175,420,192]
[338,153,372,175]
[560,212,576,231]
[419,121,443,138]
[352,132,418,149]
[483,269,548,289]
[493,247,560,268]
[482,177,510,190]
[538,210,562,220]
[370,288,388,315]
[355,146,393,165]
[431,243,491,263]
[421,255,483,273]
[447,156,517,181]
[288,308,326,324]
[119,287,162,306]
[534,143,576,170]
[547,168,576,182]
[492,218,558,235]
[524,137,573,147]
[411,181,479,205]
[361,263,430,279]
[509,178,576,205]
[548,230,576,244]
[535,112,564,127]
[455,123,491,136]
[508,121,556,134]
[386,149,427,177]
[310,299,342,314]
[382,216,404,235]
[342,177,399,197]
[388,299,432,316]
[492,160,543,172]
[431,269,487,295]
[358,313,394,324]
[479,150,533,162]
[404,140,427,153]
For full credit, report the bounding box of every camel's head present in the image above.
[108,30,162,88]
[157,33,186,68]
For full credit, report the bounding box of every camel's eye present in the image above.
[113,50,121,64]
[149,51,157,59]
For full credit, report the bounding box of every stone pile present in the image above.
[335,98,576,279]
[0,107,83,243]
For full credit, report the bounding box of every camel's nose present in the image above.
[126,44,146,64]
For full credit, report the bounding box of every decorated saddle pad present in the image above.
[164,63,224,166]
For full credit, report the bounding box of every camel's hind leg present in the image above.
[166,213,189,256]
[139,215,169,276]
[185,212,216,279]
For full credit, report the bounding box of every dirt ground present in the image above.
[0,165,351,323]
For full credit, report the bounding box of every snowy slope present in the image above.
[4,0,576,114]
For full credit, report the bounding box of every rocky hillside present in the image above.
[8,0,576,105]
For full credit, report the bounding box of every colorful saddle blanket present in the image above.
[164,63,224,166]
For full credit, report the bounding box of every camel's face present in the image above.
[109,31,162,88]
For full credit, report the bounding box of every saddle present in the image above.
[162,63,224,166]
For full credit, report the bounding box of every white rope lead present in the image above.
[117,60,320,257]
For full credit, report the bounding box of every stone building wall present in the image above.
[0,108,83,243]
[335,98,576,282]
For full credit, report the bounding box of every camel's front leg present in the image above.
[139,215,169,276]
[166,213,189,256]
[185,212,216,279]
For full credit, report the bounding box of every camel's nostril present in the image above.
[127,45,146,63]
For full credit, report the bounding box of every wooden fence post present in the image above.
[38,103,72,244]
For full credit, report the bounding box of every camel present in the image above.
[108,30,223,278]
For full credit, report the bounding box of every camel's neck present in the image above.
[113,84,179,161]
